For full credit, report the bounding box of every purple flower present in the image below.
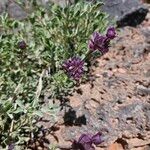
[8,143,15,150]
[91,132,103,145]
[88,27,116,55]
[63,57,84,80]
[72,134,94,150]
[88,32,109,54]
[88,32,100,51]
[72,132,103,150]
[18,40,27,49]
[106,27,116,39]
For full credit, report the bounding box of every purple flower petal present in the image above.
[88,32,110,54]
[78,134,92,143]
[106,27,116,39]
[8,143,15,150]
[63,57,84,80]
[88,40,96,51]
[73,134,94,150]
[82,143,95,150]
[88,27,116,55]
[92,132,103,145]
[72,140,94,150]
[18,40,27,49]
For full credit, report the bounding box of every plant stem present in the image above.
[9,102,17,134]
[38,17,56,74]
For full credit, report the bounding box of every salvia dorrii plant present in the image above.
[0,0,116,149]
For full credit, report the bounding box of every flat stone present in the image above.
[127,138,150,149]
[0,0,8,14]
[7,1,28,20]
[137,85,150,96]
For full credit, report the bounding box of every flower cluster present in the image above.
[8,143,15,150]
[88,27,116,54]
[63,27,116,80]
[63,57,84,81]
[72,132,103,150]
[18,40,27,50]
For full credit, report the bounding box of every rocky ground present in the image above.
[0,0,150,150]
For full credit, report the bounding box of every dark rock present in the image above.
[117,8,148,28]
[143,0,150,3]
[101,0,149,27]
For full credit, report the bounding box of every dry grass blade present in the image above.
[35,69,45,99]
